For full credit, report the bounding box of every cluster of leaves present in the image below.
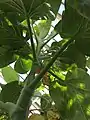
[0,0,90,120]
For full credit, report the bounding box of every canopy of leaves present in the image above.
[0,0,90,120]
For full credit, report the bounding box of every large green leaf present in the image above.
[0,12,27,48]
[0,0,61,20]
[75,20,90,56]
[55,5,82,38]
[50,68,90,119]
[34,20,51,39]
[60,43,86,68]
[6,12,24,25]
[65,68,90,93]
[66,72,90,119]
[0,81,22,103]
[16,43,32,59]
[49,81,78,119]
[0,46,16,68]
[22,0,61,19]
[14,58,32,74]
[67,0,90,20]
[50,40,86,69]
[2,66,19,83]
[0,25,26,49]
[0,0,10,3]
[73,110,87,120]
[49,82,67,110]
[82,97,90,119]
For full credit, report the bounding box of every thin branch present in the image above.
[40,32,58,49]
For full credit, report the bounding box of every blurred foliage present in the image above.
[0,0,90,120]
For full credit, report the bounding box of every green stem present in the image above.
[36,32,58,59]
[40,32,57,49]
[11,62,38,120]
[17,0,37,61]
[29,38,73,86]
[26,16,37,61]
[11,38,73,120]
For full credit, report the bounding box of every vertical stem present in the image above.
[11,63,38,120]
[19,0,37,61]
[26,16,37,61]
